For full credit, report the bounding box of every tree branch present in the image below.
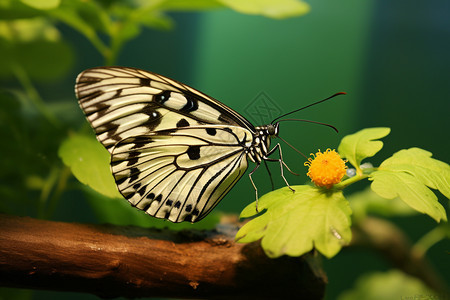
[0,214,326,299]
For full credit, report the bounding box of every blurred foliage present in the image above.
[337,270,438,300]
[0,0,309,66]
[0,0,308,221]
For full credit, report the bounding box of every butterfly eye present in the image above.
[267,124,278,136]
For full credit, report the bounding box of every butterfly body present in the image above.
[76,67,281,223]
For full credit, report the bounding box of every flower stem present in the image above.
[334,174,369,189]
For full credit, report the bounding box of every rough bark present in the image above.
[0,214,326,299]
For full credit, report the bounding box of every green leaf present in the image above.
[135,11,174,31]
[337,270,437,300]
[338,127,390,172]
[348,188,417,221]
[20,0,61,10]
[379,148,450,198]
[0,19,73,80]
[160,0,223,11]
[58,134,122,199]
[0,1,42,20]
[236,185,352,258]
[370,148,448,222]
[161,0,309,19]
[218,0,310,19]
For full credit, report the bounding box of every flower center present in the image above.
[304,149,347,189]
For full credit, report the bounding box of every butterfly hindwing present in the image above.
[111,125,251,222]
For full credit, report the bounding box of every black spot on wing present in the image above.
[174,201,181,208]
[84,101,108,118]
[114,89,122,97]
[176,118,190,128]
[142,202,152,211]
[187,146,201,160]
[137,186,146,196]
[79,90,103,103]
[185,204,192,212]
[116,177,127,185]
[206,128,216,136]
[131,107,161,131]
[78,76,103,85]
[166,199,173,206]
[155,194,162,203]
[129,167,140,183]
[154,90,171,104]
[146,193,155,200]
[180,94,198,113]
[140,78,151,86]
[125,151,140,166]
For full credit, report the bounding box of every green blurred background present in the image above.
[1,0,449,299]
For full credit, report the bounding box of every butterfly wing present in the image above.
[75,66,255,152]
[75,66,256,222]
[111,125,251,222]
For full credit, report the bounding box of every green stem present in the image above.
[47,9,111,62]
[44,166,72,219]
[37,167,59,219]
[88,34,112,62]
[11,63,60,128]
[411,224,449,260]
[106,21,127,65]
[334,173,369,189]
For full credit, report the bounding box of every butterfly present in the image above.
[75,66,343,223]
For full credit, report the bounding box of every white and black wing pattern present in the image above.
[111,125,252,223]
[75,66,255,153]
[75,66,257,222]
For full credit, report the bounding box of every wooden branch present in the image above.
[0,214,326,299]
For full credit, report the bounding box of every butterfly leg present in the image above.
[248,163,261,212]
[265,143,295,193]
[263,160,275,190]
[281,160,301,176]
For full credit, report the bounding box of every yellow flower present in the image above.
[304,149,347,189]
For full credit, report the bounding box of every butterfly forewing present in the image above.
[75,67,255,152]
[75,67,257,222]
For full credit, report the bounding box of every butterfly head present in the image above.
[267,122,280,137]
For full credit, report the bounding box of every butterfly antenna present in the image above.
[277,135,308,159]
[271,92,346,124]
[277,118,339,133]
